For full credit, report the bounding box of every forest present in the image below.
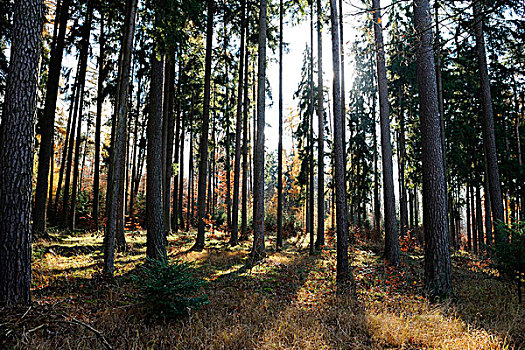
[0,0,524,348]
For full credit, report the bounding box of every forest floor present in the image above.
[1,227,524,349]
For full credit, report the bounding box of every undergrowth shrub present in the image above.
[132,259,209,318]
[493,221,525,303]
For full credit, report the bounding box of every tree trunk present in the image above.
[241,26,250,241]
[93,8,105,230]
[414,0,451,298]
[398,97,408,236]
[329,0,351,284]
[251,0,268,261]
[103,0,138,275]
[308,2,315,255]
[163,60,175,232]
[70,0,94,230]
[0,0,42,306]
[466,183,472,250]
[33,0,71,235]
[54,82,77,221]
[476,183,484,254]
[339,0,347,209]
[178,101,186,230]
[315,0,325,250]
[194,0,214,251]
[471,181,477,252]
[146,15,167,261]
[373,96,380,234]
[483,160,493,247]
[473,0,505,243]
[231,0,246,246]
[275,0,284,250]
[372,0,399,265]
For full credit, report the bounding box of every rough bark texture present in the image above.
[414,0,451,298]
[241,25,250,241]
[251,0,268,261]
[103,0,138,275]
[316,0,325,250]
[308,3,315,255]
[329,0,351,284]
[276,0,284,250]
[473,0,505,243]
[338,0,347,205]
[0,0,42,306]
[373,97,381,234]
[372,0,399,266]
[231,0,246,246]
[146,23,167,262]
[194,0,214,251]
[33,0,71,235]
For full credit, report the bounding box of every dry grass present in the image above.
[0,229,523,349]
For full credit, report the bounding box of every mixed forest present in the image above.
[0,0,524,348]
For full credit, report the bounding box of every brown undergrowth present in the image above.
[0,228,523,349]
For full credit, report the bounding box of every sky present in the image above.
[265,1,362,154]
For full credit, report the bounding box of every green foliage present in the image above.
[492,221,525,302]
[132,258,209,318]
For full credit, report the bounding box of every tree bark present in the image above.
[194,0,214,251]
[473,0,505,243]
[251,0,268,261]
[372,0,399,265]
[146,15,167,261]
[33,0,71,235]
[103,0,138,274]
[276,0,284,250]
[0,0,42,306]
[329,0,351,284]
[414,0,451,298]
[315,0,325,250]
[93,8,106,230]
[241,26,250,241]
[231,0,246,246]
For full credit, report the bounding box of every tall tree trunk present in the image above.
[466,183,472,250]
[241,29,250,241]
[251,0,268,261]
[473,0,505,243]
[372,0,399,265]
[187,99,194,230]
[33,0,71,235]
[172,96,182,232]
[146,14,167,262]
[93,8,106,230]
[54,82,77,221]
[163,61,175,232]
[61,73,81,227]
[178,102,186,230]
[276,0,284,250]
[339,0,347,207]
[471,181,477,251]
[315,0,325,250]
[0,0,42,306]
[329,0,351,284]
[70,0,94,230]
[398,97,408,236]
[483,160,493,247]
[414,0,451,298]
[308,2,315,255]
[373,95,380,234]
[194,0,214,251]
[476,183,484,254]
[231,0,246,246]
[103,0,138,275]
